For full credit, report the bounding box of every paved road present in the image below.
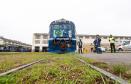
[82,53,131,65]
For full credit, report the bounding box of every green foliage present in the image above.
[0,52,113,84]
[112,64,128,76]
[0,52,48,72]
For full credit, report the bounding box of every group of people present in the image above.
[77,35,116,54]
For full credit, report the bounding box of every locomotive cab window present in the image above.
[50,24,75,38]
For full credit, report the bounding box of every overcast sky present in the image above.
[0,0,131,44]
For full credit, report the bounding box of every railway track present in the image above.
[0,56,129,84]
[0,59,44,77]
[76,57,129,84]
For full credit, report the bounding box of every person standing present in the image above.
[93,35,102,54]
[90,43,94,52]
[109,35,116,53]
[77,39,83,54]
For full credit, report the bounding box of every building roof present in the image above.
[0,36,31,46]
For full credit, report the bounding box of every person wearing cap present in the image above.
[109,35,116,53]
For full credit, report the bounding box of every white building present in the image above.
[32,33,48,52]
[32,33,131,52]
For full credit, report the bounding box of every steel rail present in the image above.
[0,59,44,77]
[76,58,129,84]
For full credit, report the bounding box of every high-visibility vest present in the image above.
[109,37,115,43]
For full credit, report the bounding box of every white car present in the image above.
[117,40,131,51]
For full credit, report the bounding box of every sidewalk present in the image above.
[82,53,131,65]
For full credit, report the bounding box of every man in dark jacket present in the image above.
[93,35,102,54]
[78,39,83,54]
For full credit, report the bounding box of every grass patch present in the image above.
[111,64,128,76]
[82,57,131,83]
[0,52,50,72]
[0,52,114,84]
[79,55,131,83]
[111,64,131,82]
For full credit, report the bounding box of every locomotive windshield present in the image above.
[50,23,75,38]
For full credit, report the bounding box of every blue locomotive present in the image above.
[48,19,76,53]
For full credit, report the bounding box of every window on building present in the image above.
[35,35,40,39]
[85,36,89,39]
[103,37,107,39]
[91,36,95,39]
[120,37,123,39]
[42,47,47,52]
[35,46,40,52]
[128,38,131,40]
[115,37,118,39]
[79,36,83,38]
[43,35,48,39]
[42,40,48,44]
[125,37,128,40]
[35,40,40,44]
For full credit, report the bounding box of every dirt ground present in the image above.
[82,53,131,65]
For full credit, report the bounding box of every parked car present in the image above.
[117,40,131,51]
